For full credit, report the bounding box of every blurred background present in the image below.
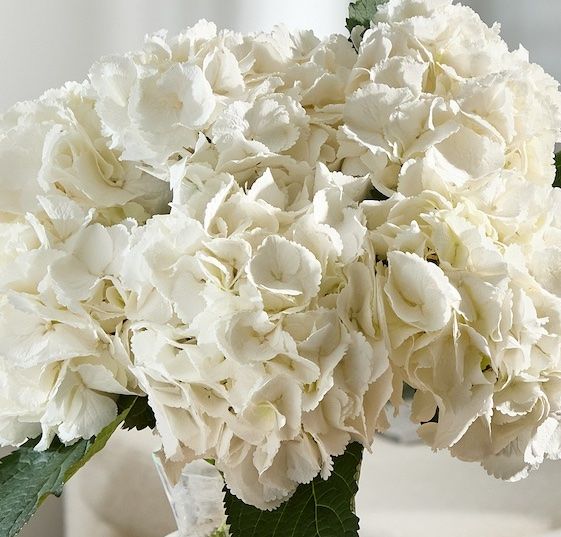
[1,1,561,536]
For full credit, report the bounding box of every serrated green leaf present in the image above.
[224,443,363,537]
[346,0,388,35]
[554,152,561,187]
[0,396,137,537]
[121,396,156,431]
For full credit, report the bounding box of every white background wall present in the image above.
[1,2,560,536]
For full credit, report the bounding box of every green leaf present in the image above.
[554,152,561,188]
[0,396,137,537]
[224,443,364,537]
[346,0,388,35]
[210,524,230,537]
[121,396,156,431]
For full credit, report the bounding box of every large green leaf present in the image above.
[346,0,388,35]
[554,151,561,187]
[224,443,364,537]
[0,396,137,537]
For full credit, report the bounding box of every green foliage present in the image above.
[121,396,156,431]
[224,443,364,537]
[210,524,230,537]
[346,0,388,35]
[0,397,137,537]
[554,152,561,187]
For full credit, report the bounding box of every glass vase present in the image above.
[153,453,228,537]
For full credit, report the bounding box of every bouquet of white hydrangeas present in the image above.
[1,0,561,535]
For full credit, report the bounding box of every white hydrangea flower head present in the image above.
[122,165,391,508]
[0,17,390,510]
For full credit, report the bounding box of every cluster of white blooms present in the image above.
[0,20,390,509]
[106,22,391,509]
[344,0,561,481]
[0,83,168,448]
[1,0,561,510]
